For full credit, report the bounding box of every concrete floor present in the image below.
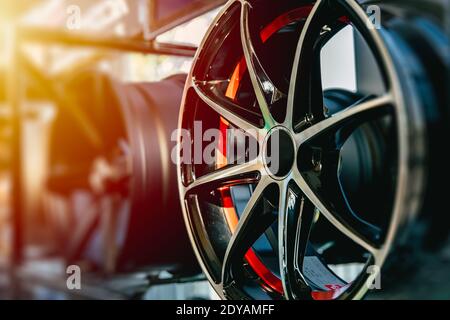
[368,239,450,300]
[0,239,448,300]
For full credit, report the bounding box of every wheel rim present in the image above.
[178,0,426,300]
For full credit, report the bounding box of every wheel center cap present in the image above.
[263,127,296,179]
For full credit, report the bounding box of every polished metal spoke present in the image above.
[240,1,279,129]
[192,79,263,141]
[292,168,379,256]
[278,180,316,299]
[222,176,274,287]
[184,158,264,195]
[295,94,393,146]
[286,0,334,130]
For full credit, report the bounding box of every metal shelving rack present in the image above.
[3,6,205,299]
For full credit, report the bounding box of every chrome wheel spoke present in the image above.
[240,1,281,129]
[292,168,380,256]
[287,0,340,130]
[278,180,317,299]
[192,79,262,140]
[184,158,263,195]
[295,94,393,147]
[222,177,275,288]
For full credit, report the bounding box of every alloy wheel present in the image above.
[178,0,430,299]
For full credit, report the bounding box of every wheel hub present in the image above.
[263,127,296,179]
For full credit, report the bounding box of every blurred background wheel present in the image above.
[44,70,199,275]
